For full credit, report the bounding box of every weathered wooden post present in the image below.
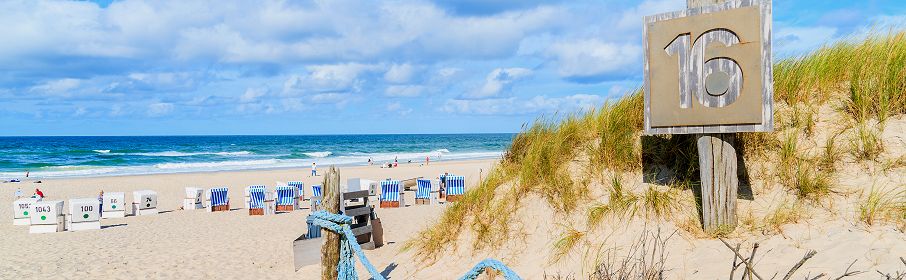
[320,166,341,280]
[643,0,773,231]
[688,0,736,231]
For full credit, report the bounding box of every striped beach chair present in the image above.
[445,175,466,202]
[288,181,304,201]
[275,186,297,212]
[415,179,432,205]
[310,185,322,211]
[247,186,267,216]
[209,187,230,212]
[380,180,402,208]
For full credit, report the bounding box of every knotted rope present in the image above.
[307,210,522,280]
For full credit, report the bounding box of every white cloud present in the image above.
[29,78,81,96]
[775,26,838,55]
[546,39,642,80]
[240,87,268,103]
[465,68,533,99]
[444,93,605,115]
[283,63,381,95]
[384,63,416,84]
[385,85,425,97]
[147,102,174,116]
[617,0,684,30]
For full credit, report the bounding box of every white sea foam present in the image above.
[93,150,111,154]
[303,151,332,158]
[11,149,503,179]
[133,151,253,157]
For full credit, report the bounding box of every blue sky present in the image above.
[1,0,904,136]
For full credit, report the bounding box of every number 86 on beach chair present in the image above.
[380,180,403,208]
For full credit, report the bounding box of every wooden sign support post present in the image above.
[320,166,341,280]
[687,0,738,232]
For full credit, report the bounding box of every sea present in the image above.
[0,134,513,179]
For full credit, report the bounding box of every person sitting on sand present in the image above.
[33,188,44,199]
[439,172,448,198]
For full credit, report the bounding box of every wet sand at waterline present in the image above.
[0,159,492,279]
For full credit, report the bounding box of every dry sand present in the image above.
[0,159,493,279]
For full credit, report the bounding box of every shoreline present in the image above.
[4,156,502,181]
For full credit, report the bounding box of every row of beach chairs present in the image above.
[378,175,466,208]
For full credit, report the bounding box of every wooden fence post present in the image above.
[320,166,341,280]
[687,0,738,232]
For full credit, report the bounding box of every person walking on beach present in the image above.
[98,190,104,217]
[368,158,372,166]
[425,156,430,165]
[311,162,317,177]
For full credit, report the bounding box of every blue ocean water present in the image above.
[0,134,513,179]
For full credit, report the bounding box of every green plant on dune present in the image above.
[587,175,639,228]
[858,185,906,229]
[848,123,885,162]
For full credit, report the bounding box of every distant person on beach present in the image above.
[426,156,429,165]
[368,158,372,165]
[33,188,44,199]
[311,162,317,177]
[25,170,29,178]
[393,157,398,168]
[439,172,448,198]
[15,188,22,199]
[98,190,104,217]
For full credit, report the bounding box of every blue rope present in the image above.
[307,210,522,280]
[458,258,523,280]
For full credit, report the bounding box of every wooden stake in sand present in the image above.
[687,0,739,232]
[321,166,341,280]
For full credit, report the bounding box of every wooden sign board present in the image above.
[643,0,773,135]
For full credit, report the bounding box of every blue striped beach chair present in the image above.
[445,175,466,202]
[209,187,230,212]
[247,186,267,215]
[288,181,304,201]
[310,185,322,210]
[275,186,297,212]
[415,179,432,205]
[380,180,402,208]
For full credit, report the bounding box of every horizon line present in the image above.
[0,132,519,137]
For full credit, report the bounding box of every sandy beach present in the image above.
[0,159,494,279]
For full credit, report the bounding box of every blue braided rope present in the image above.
[307,210,521,280]
[458,258,523,280]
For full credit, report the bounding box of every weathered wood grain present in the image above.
[320,166,341,280]
[697,133,738,230]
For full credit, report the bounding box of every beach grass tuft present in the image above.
[858,185,906,229]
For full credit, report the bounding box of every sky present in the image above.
[1,0,904,136]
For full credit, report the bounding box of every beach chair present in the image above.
[247,186,274,216]
[275,186,297,212]
[208,187,230,212]
[310,185,322,211]
[379,180,403,208]
[445,175,466,202]
[415,179,433,205]
[288,181,304,204]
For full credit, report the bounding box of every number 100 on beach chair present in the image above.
[380,180,403,208]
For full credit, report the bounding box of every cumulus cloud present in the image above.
[147,102,174,116]
[385,85,425,97]
[29,78,81,96]
[282,63,381,95]
[240,87,268,103]
[384,63,417,84]
[464,68,532,99]
[443,93,604,115]
[775,26,838,55]
[546,39,642,82]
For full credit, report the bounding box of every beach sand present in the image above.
[0,159,493,279]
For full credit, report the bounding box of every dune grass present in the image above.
[407,30,906,262]
[858,186,906,229]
